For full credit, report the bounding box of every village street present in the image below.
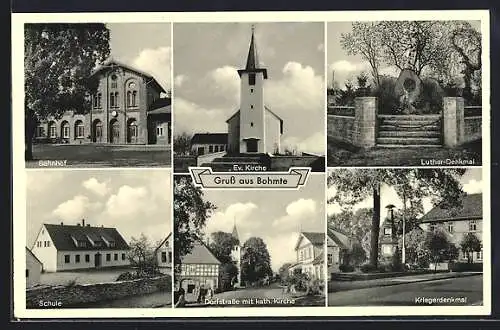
[328,274,482,306]
[186,283,325,307]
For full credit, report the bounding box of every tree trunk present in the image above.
[370,185,381,268]
[25,109,36,161]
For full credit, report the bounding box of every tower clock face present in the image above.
[111,110,118,117]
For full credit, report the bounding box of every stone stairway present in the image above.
[201,153,271,172]
[376,114,442,148]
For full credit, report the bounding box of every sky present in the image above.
[200,174,325,272]
[26,170,171,248]
[326,21,481,89]
[327,168,483,222]
[106,23,171,93]
[173,22,325,154]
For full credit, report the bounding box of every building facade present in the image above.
[190,133,228,156]
[289,232,325,281]
[31,219,130,272]
[34,59,171,146]
[178,237,221,295]
[26,247,43,288]
[155,233,172,274]
[327,227,352,278]
[226,28,283,155]
[419,193,483,263]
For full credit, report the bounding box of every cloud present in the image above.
[209,65,240,102]
[173,97,230,135]
[82,178,110,197]
[463,179,483,194]
[52,195,102,222]
[174,74,187,87]
[104,185,150,218]
[272,198,319,231]
[283,132,325,155]
[132,46,171,91]
[264,232,299,272]
[205,202,259,235]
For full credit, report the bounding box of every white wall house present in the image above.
[31,219,131,272]
[419,193,483,263]
[290,232,325,281]
[226,28,283,155]
[190,133,228,156]
[26,247,43,288]
[155,233,172,274]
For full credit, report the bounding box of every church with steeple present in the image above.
[230,222,243,286]
[226,26,284,155]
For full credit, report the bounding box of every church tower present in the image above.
[230,221,243,285]
[237,25,268,154]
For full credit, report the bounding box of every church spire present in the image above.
[231,218,240,242]
[238,25,268,79]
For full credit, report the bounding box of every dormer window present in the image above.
[248,73,256,86]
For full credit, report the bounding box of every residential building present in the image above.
[419,193,483,263]
[178,236,222,294]
[190,133,228,155]
[26,247,43,288]
[289,232,325,281]
[327,227,352,278]
[34,59,171,145]
[155,233,172,274]
[31,219,130,272]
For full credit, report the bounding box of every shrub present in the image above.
[339,264,355,273]
[116,271,135,281]
[360,263,378,273]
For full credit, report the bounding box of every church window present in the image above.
[248,73,256,85]
[250,88,254,93]
[250,105,254,109]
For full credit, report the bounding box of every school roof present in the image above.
[148,98,172,115]
[419,193,482,223]
[191,133,228,145]
[181,237,221,265]
[42,223,130,251]
[90,58,166,93]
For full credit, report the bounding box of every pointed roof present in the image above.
[245,27,260,71]
[237,26,268,79]
[231,224,239,242]
[181,237,221,265]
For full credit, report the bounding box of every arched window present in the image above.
[61,121,70,139]
[127,81,138,107]
[48,121,57,138]
[75,120,84,138]
[97,93,102,108]
[127,119,138,143]
[110,92,119,108]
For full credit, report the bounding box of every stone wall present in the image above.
[26,275,171,308]
[327,115,355,145]
[464,116,482,143]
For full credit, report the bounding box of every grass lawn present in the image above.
[327,138,482,167]
[26,143,171,168]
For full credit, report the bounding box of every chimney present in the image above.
[82,219,85,227]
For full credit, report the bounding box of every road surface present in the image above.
[328,274,483,306]
[185,284,324,307]
[83,290,172,308]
